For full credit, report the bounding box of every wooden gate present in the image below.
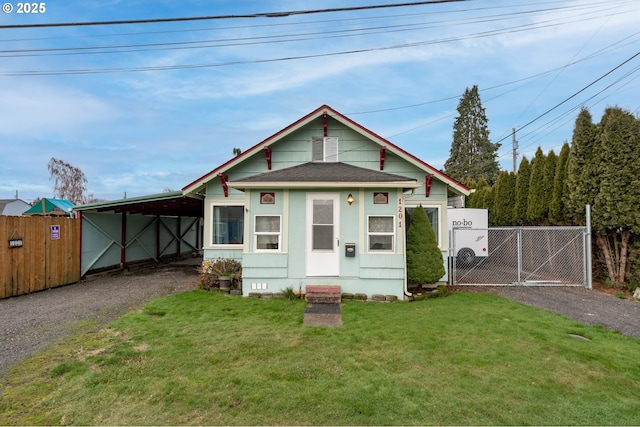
[0,216,80,299]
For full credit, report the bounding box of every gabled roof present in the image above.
[229,162,420,190]
[182,104,470,195]
[23,198,75,216]
[0,199,31,216]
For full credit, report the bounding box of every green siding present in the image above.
[201,115,453,299]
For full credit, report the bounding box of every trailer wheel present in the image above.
[457,248,476,268]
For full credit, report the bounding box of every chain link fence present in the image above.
[450,226,589,287]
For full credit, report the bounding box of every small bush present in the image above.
[281,287,298,301]
[406,205,445,285]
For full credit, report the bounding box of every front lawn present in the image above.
[1,290,639,425]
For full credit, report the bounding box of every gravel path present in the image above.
[476,286,640,339]
[2,270,638,381]
[0,266,199,377]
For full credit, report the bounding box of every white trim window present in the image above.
[211,204,244,246]
[368,215,395,252]
[311,136,338,162]
[254,215,282,251]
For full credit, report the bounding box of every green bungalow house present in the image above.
[183,105,470,300]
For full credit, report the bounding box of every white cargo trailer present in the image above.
[447,208,488,266]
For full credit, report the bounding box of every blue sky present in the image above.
[1,0,638,203]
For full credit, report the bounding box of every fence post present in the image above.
[448,229,454,286]
[585,204,592,290]
[517,227,522,286]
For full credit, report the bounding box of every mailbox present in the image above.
[345,243,356,257]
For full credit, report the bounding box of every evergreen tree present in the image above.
[526,147,547,224]
[444,85,501,185]
[467,179,489,208]
[592,107,640,286]
[542,149,558,222]
[483,186,496,225]
[492,171,516,226]
[566,108,598,223]
[406,205,445,284]
[513,156,531,225]
[549,142,570,224]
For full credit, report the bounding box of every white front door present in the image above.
[306,193,340,276]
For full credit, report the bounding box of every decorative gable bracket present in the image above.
[425,174,434,197]
[380,146,386,170]
[219,173,229,197]
[264,146,272,170]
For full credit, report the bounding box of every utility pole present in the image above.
[512,128,518,173]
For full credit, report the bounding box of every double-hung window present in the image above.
[212,205,244,245]
[368,215,395,252]
[312,136,338,162]
[254,215,281,251]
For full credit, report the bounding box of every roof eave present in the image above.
[73,191,203,212]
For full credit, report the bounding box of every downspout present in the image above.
[402,188,415,299]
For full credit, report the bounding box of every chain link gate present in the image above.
[450,226,590,287]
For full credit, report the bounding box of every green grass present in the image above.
[1,290,639,425]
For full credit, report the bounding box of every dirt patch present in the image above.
[592,280,634,299]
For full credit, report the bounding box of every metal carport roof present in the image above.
[72,191,203,217]
[72,191,204,276]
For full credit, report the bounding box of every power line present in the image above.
[0,0,469,29]
[3,6,633,75]
[493,49,640,147]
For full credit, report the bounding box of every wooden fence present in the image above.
[0,216,80,299]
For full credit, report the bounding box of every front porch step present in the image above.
[303,303,343,327]
[305,285,341,304]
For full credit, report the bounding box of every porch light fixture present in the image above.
[347,193,355,205]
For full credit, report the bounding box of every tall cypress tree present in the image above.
[444,85,501,185]
[513,156,531,225]
[493,171,516,226]
[592,107,640,286]
[526,147,547,224]
[542,150,558,223]
[467,179,488,209]
[566,108,598,223]
[549,142,570,225]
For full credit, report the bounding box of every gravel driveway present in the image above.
[0,266,199,377]
[476,286,640,339]
[1,269,638,380]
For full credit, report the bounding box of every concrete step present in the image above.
[303,303,343,327]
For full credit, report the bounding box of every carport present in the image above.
[73,191,203,276]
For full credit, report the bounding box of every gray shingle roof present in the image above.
[233,162,417,183]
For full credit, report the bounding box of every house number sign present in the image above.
[8,228,23,248]
[397,197,404,228]
[9,238,23,248]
